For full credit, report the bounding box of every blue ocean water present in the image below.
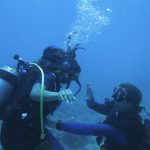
[0,0,150,149]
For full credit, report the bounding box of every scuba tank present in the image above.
[0,55,31,122]
[0,54,29,106]
[0,66,20,105]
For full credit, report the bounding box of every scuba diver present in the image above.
[46,83,148,150]
[0,44,82,150]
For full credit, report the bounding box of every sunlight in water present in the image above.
[65,0,112,47]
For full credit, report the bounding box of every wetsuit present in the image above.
[55,99,146,150]
[0,72,64,150]
[86,99,147,149]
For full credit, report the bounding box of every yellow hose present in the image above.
[30,63,45,140]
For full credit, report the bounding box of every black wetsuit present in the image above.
[0,72,61,150]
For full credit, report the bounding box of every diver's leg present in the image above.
[1,122,14,150]
[1,122,36,150]
[44,128,65,150]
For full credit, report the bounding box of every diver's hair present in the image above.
[37,46,66,71]
[42,46,65,61]
[68,59,81,75]
[119,83,143,105]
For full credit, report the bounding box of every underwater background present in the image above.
[0,0,150,149]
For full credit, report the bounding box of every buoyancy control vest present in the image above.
[100,112,146,150]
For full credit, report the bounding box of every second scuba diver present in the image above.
[46,83,147,150]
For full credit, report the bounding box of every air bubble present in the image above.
[65,0,111,47]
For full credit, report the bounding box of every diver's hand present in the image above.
[45,117,57,128]
[86,82,94,100]
[58,89,76,103]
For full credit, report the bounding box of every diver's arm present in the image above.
[86,83,110,115]
[87,99,110,115]
[30,83,59,102]
[30,83,76,103]
[56,122,127,145]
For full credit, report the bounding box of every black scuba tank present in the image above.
[0,66,20,105]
